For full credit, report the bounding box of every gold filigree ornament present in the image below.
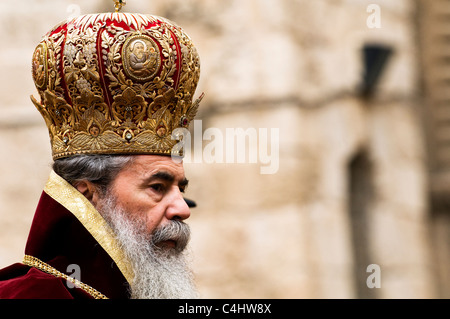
[113,0,126,13]
[31,6,203,160]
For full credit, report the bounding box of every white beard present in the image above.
[97,193,198,299]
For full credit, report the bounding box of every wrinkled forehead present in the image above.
[123,155,186,180]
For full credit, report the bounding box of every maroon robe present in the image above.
[0,185,130,299]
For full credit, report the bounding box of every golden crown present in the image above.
[31,5,202,160]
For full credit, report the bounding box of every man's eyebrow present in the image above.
[145,171,189,186]
[148,171,174,183]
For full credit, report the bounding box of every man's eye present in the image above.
[150,184,165,193]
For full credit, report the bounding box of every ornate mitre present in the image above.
[31,3,202,160]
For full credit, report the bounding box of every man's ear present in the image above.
[74,181,101,207]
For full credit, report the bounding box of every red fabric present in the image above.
[0,264,91,299]
[0,191,130,299]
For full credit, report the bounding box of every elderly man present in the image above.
[0,3,203,299]
[128,40,157,77]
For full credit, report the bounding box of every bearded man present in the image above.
[0,3,203,299]
[129,41,155,77]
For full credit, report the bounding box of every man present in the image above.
[129,40,157,77]
[0,4,203,299]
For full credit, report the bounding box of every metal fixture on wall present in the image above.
[360,44,393,98]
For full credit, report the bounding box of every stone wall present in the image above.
[0,0,445,298]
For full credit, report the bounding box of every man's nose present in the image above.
[165,188,191,221]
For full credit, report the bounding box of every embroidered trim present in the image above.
[43,170,134,285]
[23,255,108,299]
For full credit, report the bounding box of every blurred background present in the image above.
[0,0,449,298]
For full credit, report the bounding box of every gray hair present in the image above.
[52,154,134,194]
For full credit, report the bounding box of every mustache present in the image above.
[151,220,191,253]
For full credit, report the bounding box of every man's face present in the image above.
[134,43,145,57]
[93,155,197,298]
[106,155,190,248]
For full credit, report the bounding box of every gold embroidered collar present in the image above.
[42,170,134,286]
